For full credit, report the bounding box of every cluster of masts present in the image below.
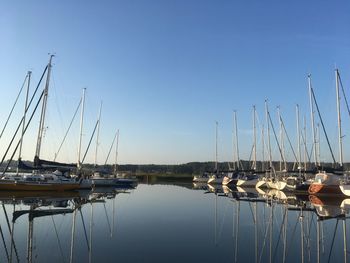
[0,56,137,191]
[194,68,350,197]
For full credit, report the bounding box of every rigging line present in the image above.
[54,98,82,161]
[79,209,90,251]
[310,87,337,164]
[280,116,298,163]
[258,207,273,263]
[247,144,254,169]
[51,216,66,263]
[284,210,302,259]
[300,130,312,164]
[0,223,10,262]
[248,202,256,224]
[218,198,230,241]
[2,90,45,175]
[2,204,19,263]
[327,219,339,263]
[103,203,112,235]
[272,207,287,262]
[267,111,286,165]
[104,130,118,165]
[81,120,99,165]
[0,73,28,140]
[337,71,350,118]
[0,66,48,168]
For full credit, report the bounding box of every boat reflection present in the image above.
[200,185,350,263]
[0,184,137,263]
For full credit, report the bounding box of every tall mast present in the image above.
[234,111,240,170]
[34,55,54,162]
[262,125,265,171]
[265,100,272,169]
[277,106,283,171]
[215,121,218,172]
[317,123,321,165]
[232,126,236,170]
[77,88,86,169]
[114,129,119,175]
[94,101,102,167]
[303,116,307,171]
[253,106,257,170]
[308,75,318,167]
[296,104,301,170]
[17,71,31,173]
[335,69,343,166]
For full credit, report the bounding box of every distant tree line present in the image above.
[2,159,349,176]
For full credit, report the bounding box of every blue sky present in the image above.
[1,0,350,165]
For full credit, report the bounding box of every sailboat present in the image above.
[285,105,312,191]
[308,71,344,195]
[256,100,287,191]
[222,111,241,186]
[235,107,260,187]
[89,107,135,187]
[207,122,225,184]
[0,56,81,191]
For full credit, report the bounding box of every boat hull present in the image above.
[207,177,223,184]
[0,181,80,191]
[340,184,350,196]
[193,176,208,183]
[255,179,266,189]
[308,183,343,195]
[236,178,258,187]
[266,180,287,191]
[222,176,237,186]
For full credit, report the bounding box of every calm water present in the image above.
[0,179,349,263]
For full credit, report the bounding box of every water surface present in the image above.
[0,180,349,262]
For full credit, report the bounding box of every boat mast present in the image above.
[265,100,273,169]
[308,75,318,167]
[277,106,284,171]
[17,71,31,174]
[215,121,218,172]
[94,101,102,167]
[77,88,86,170]
[114,129,119,176]
[296,104,301,170]
[34,55,54,164]
[234,111,240,170]
[262,125,265,171]
[335,69,343,167]
[316,123,321,166]
[232,116,236,170]
[253,106,257,170]
[303,116,307,172]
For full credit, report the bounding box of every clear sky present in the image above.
[1,0,350,165]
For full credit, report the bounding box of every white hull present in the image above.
[340,184,350,196]
[266,180,287,191]
[236,178,259,187]
[222,176,234,186]
[266,189,288,200]
[193,176,209,183]
[255,179,266,189]
[207,176,223,184]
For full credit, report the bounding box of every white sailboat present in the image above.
[236,106,259,187]
[222,111,240,186]
[207,121,224,184]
